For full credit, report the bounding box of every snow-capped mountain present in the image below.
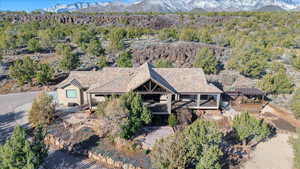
[43,0,300,12]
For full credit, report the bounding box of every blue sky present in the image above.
[0,0,134,12]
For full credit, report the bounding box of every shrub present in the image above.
[154,59,174,68]
[96,92,152,139]
[194,47,220,74]
[168,114,177,128]
[59,52,79,71]
[291,128,300,169]
[116,51,132,68]
[85,39,105,56]
[227,45,267,78]
[120,92,152,139]
[55,44,72,56]
[179,28,198,41]
[158,28,179,40]
[27,38,41,52]
[29,92,55,127]
[290,88,300,119]
[108,28,126,51]
[233,112,271,146]
[257,70,293,95]
[151,120,223,169]
[290,53,300,70]
[97,56,107,68]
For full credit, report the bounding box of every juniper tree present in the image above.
[29,92,55,127]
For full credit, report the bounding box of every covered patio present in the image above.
[173,93,221,110]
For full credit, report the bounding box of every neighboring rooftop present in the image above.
[57,63,222,94]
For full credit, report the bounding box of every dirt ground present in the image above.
[242,133,294,169]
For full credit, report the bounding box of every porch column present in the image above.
[217,94,221,109]
[197,94,201,107]
[88,93,92,109]
[167,94,172,114]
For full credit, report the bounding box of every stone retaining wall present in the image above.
[45,134,142,169]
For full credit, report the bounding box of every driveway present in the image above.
[0,91,107,169]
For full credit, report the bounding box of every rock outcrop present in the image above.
[1,13,233,29]
[130,41,228,67]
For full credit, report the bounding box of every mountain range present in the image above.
[43,0,300,13]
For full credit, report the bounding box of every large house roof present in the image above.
[57,63,222,94]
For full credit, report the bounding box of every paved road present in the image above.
[0,91,106,169]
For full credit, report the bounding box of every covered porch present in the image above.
[173,93,221,110]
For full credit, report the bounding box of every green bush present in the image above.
[97,56,107,68]
[257,70,293,95]
[27,38,41,52]
[290,53,300,70]
[291,128,300,169]
[227,45,267,78]
[117,51,132,68]
[179,28,198,42]
[158,28,179,41]
[290,88,300,119]
[35,63,54,85]
[154,59,174,68]
[85,39,105,56]
[59,52,79,71]
[29,92,55,127]
[108,28,126,51]
[168,114,177,128]
[120,92,152,139]
[233,112,271,145]
[151,120,223,169]
[194,47,220,74]
[9,56,36,85]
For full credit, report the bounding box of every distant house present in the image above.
[56,63,223,114]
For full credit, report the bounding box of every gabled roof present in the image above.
[57,63,223,94]
[127,63,176,93]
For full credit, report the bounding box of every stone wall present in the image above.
[45,134,143,169]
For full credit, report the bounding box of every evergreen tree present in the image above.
[0,126,35,169]
[29,92,55,127]
[31,125,48,167]
[116,51,132,68]
[86,39,104,56]
[9,56,36,85]
[194,47,220,74]
[257,69,293,95]
[233,112,271,146]
[108,28,126,51]
[35,63,54,85]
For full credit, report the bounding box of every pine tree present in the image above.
[31,125,48,167]
[194,48,220,74]
[116,51,132,68]
[0,126,36,169]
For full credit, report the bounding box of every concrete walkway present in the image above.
[0,91,106,169]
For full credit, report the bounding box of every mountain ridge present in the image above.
[43,0,300,12]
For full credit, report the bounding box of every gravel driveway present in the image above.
[0,91,106,169]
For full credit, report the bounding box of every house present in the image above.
[56,63,223,114]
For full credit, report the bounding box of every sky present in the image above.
[0,0,134,12]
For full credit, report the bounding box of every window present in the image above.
[66,89,77,98]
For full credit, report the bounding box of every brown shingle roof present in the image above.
[57,63,223,94]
